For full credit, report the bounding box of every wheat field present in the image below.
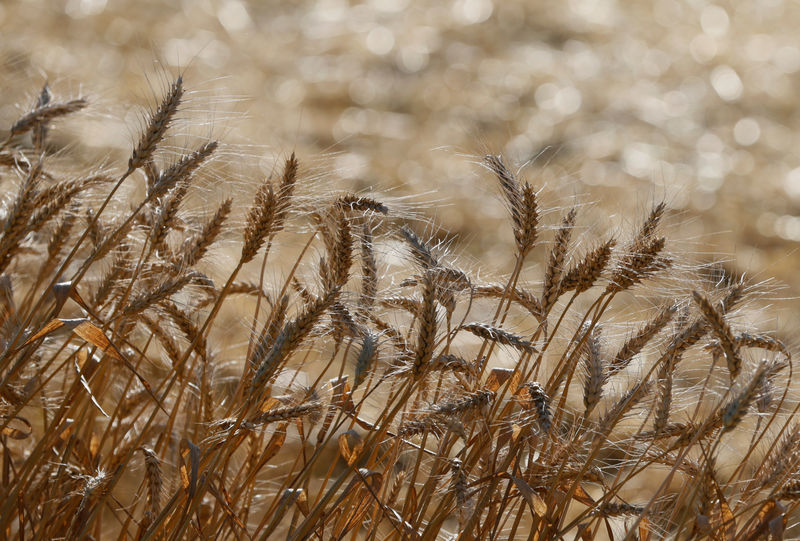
[2,1,800,540]
[0,75,797,539]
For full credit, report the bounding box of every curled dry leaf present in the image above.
[338,430,364,466]
[1,416,32,439]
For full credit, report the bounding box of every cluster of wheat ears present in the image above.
[0,75,798,540]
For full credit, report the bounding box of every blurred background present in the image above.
[1,0,799,332]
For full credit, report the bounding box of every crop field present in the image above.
[1,1,799,539]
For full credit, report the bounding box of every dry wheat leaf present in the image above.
[567,483,596,507]
[89,432,100,460]
[507,474,547,517]
[260,423,288,466]
[179,438,201,499]
[258,396,281,413]
[744,499,785,541]
[71,320,124,361]
[511,422,523,442]
[330,375,355,413]
[486,367,515,392]
[22,318,123,361]
[339,429,364,466]
[710,478,736,541]
[21,318,67,345]
[74,355,109,418]
[639,516,652,541]
[577,523,592,541]
[207,476,247,533]
[1,416,31,439]
[336,469,383,537]
[285,488,308,516]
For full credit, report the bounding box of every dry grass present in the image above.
[0,77,798,540]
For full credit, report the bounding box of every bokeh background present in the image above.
[2,0,799,333]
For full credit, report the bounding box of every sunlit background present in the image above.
[2,0,799,331]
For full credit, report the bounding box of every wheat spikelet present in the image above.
[9,98,87,138]
[597,502,644,517]
[398,418,443,438]
[610,304,676,374]
[412,270,438,378]
[385,467,408,507]
[140,315,182,366]
[606,235,669,294]
[0,274,14,331]
[400,225,438,269]
[460,322,537,353]
[353,332,379,390]
[369,315,411,358]
[90,214,134,262]
[248,294,290,369]
[433,389,494,416]
[483,155,539,256]
[46,204,78,263]
[337,194,389,214]
[290,277,315,307]
[251,401,322,425]
[251,289,339,392]
[657,309,713,371]
[582,325,606,417]
[722,361,769,431]
[756,425,800,489]
[325,209,353,289]
[736,332,790,360]
[273,152,298,231]
[778,480,800,500]
[84,207,104,247]
[161,300,208,360]
[241,181,276,265]
[66,469,112,538]
[559,238,615,295]
[450,458,474,528]
[140,447,162,518]
[123,274,193,316]
[595,379,652,441]
[671,416,724,448]
[224,281,263,297]
[0,160,42,272]
[474,283,542,319]
[755,358,789,412]
[180,197,232,268]
[653,354,676,433]
[483,155,520,208]
[515,182,539,257]
[148,141,217,200]
[329,301,360,343]
[129,76,183,171]
[29,175,109,234]
[638,202,666,241]
[429,353,474,374]
[693,290,742,379]
[92,245,132,309]
[31,82,51,152]
[150,180,190,255]
[541,208,577,315]
[518,382,552,433]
